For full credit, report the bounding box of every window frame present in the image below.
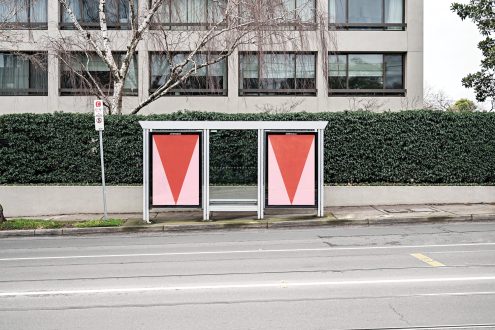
[328,52,406,97]
[238,52,318,97]
[0,0,48,29]
[149,52,229,96]
[328,0,406,31]
[59,52,139,96]
[59,0,135,30]
[0,52,48,96]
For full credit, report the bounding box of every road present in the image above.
[0,221,495,330]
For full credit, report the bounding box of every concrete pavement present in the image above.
[1,203,494,237]
[0,222,494,329]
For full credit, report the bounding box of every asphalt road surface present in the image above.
[1,221,495,330]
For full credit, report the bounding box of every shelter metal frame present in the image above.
[140,121,328,222]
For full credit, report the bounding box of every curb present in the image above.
[0,214,494,238]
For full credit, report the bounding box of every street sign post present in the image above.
[94,100,108,220]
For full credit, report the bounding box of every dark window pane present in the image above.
[62,0,135,28]
[240,54,258,89]
[29,56,48,90]
[151,52,227,95]
[296,0,315,23]
[240,53,315,95]
[348,54,383,89]
[384,55,403,89]
[329,77,347,89]
[243,78,259,90]
[31,0,48,23]
[328,0,346,23]
[296,78,315,89]
[0,52,47,95]
[207,76,224,90]
[328,54,347,89]
[156,0,227,29]
[348,0,382,23]
[260,54,295,90]
[385,0,403,24]
[61,53,137,95]
[0,0,47,24]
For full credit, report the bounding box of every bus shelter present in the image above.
[139,121,328,222]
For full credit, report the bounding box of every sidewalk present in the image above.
[1,203,494,237]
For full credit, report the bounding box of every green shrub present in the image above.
[1,111,494,185]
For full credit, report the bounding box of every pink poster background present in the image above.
[152,135,200,206]
[268,135,315,206]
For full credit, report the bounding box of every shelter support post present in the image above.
[317,129,325,217]
[203,129,210,221]
[143,129,150,223]
[257,129,265,220]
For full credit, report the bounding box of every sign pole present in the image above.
[99,129,108,220]
[94,100,108,220]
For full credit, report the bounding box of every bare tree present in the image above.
[346,97,385,112]
[47,0,331,115]
[256,99,305,114]
[423,84,453,111]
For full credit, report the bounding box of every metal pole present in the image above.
[203,129,210,221]
[258,129,265,220]
[99,130,108,220]
[318,129,325,217]
[258,129,263,220]
[143,129,149,223]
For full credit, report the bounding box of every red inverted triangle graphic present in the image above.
[154,135,198,204]
[270,135,314,204]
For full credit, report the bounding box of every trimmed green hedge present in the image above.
[1,111,494,185]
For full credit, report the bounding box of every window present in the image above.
[60,52,138,96]
[328,53,405,96]
[153,0,227,30]
[60,0,136,29]
[239,53,316,96]
[0,0,47,28]
[241,0,316,30]
[0,52,47,96]
[329,0,404,30]
[150,53,227,96]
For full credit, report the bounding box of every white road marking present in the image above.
[1,276,495,297]
[0,242,495,262]
[427,249,495,254]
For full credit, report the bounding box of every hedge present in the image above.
[1,111,494,185]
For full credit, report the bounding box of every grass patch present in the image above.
[74,219,124,228]
[0,219,63,230]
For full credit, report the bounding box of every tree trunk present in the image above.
[111,81,124,115]
[0,203,5,223]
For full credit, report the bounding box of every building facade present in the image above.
[0,0,423,114]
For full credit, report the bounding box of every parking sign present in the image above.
[94,100,104,131]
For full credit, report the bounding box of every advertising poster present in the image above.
[151,133,201,207]
[266,133,316,207]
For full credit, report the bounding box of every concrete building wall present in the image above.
[0,0,424,114]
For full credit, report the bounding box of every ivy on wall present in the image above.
[1,111,494,185]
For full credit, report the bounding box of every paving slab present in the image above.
[329,206,384,219]
[432,203,495,215]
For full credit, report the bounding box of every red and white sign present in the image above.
[94,100,104,131]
